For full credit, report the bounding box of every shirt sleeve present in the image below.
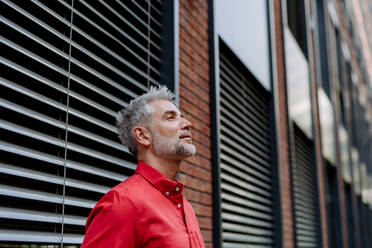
[81,190,140,248]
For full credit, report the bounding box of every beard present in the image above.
[150,129,196,160]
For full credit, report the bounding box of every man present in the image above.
[81,86,205,247]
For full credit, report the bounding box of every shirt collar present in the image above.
[135,160,185,199]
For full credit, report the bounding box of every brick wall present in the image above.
[274,0,295,247]
[306,1,330,247]
[178,0,213,247]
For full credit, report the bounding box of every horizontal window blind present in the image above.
[0,0,165,245]
[219,42,275,248]
[291,124,318,248]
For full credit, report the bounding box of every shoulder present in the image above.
[82,175,145,247]
[110,174,150,202]
[89,174,144,216]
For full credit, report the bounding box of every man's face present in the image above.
[147,99,196,160]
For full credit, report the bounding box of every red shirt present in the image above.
[81,161,205,248]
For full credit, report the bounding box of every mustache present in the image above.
[177,130,192,138]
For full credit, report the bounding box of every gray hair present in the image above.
[116,85,175,156]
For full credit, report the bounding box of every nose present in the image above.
[181,116,192,130]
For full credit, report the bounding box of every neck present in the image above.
[140,153,182,181]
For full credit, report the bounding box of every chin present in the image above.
[184,145,196,157]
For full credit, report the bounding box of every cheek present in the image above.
[156,124,180,137]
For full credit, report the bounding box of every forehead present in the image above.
[148,99,180,116]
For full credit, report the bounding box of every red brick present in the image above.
[190,202,212,217]
[205,243,213,248]
[200,230,213,243]
[180,73,210,100]
[185,154,211,170]
[184,187,212,205]
[197,216,213,229]
[180,87,210,114]
[179,59,210,86]
[179,173,212,193]
[181,162,211,181]
[180,1,212,246]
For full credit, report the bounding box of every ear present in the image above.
[133,126,151,147]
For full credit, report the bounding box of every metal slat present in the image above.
[220,76,269,126]
[52,0,161,84]
[0,55,121,115]
[221,107,270,147]
[0,185,95,209]
[293,180,317,200]
[0,36,135,108]
[0,73,118,135]
[11,0,149,94]
[222,222,273,236]
[0,140,130,181]
[0,229,60,243]
[221,118,269,154]
[0,162,110,194]
[220,69,268,115]
[72,0,160,52]
[219,46,274,247]
[0,140,64,166]
[221,202,273,221]
[149,1,162,16]
[293,192,317,211]
[220,53,267,101]
[292,126,318,247]
[98,0,161,40]
[0,229,83,243]
[1,114,129,168]
[0,14,70,61]
[0,207,86,226]
[221,183,272,206]
[221,125,270,159]
[67,6,161,86]
[293,160,315,183]
[222,213,273,229]
[66,159,129,182]
[221,173,272,198]
[221,144,271,176]
[221,163,272,191]
[295,225,317,235]
[0,83,128,154]
[130,0,162,27]
[221,96,269,138]
[223,232,273,244]
[1,0,160,243]
[221,134,270,169]
[0,97,127,158]
[220,76,267,118]
[221,155,271,184]
[223,242,272,248]
[294,211,317,225]
[296,234,317,242]
[115,0,161,38]
[221,193,272,213]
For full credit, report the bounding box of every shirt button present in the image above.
[175,186,180,192]
[177,203,181,208]
[165,192,169,196]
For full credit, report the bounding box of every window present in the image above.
[286,0,308,58]
[218,40,275,247]
[291,124,319,247]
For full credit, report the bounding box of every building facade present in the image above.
[0,0,371,247]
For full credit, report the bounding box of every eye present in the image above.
[167,116,175,120]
